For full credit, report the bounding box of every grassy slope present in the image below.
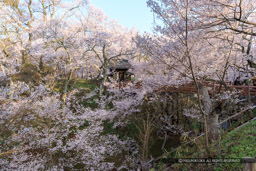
[54,78,99,93]
[55,78,100,109]
[213,119,256,171]
[171,119,256,171]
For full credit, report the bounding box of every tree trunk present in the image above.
[198,83,219,143]
[62,68,75,106]
[99,55,108,96]
[9,78,14,102]
[21,50,30,64]
[207,113,220,143]
[99,65,107,96]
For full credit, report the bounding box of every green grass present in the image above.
[72,79,99,90]
[54,78,101,109]
[54,78,99,93]
[171,119,256,171]
[101,119,139,140]
[213,119,256,171]
[78,94,99,109]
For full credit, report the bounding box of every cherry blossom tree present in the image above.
[0,1,142,170]
[141,0,256,154]
[0,82,141,170]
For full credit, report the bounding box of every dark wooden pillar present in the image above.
[242,157,256,171]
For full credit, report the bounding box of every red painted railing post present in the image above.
[244,86,248,96]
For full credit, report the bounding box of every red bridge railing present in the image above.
[156,81,256,96]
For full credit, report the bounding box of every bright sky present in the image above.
[90,0,154,33]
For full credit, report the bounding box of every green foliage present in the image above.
[54,79,101,109]
[0,78,10,87]
[79,121,90,130]
[101,119,139,140]
[191,121,201,130]
[214,120,256,171]
[69,121,89,134]
[0,109,53,155]
[105,101,114,110]
[74,163,85,169]
[156,162,166,170]
[73,79,101,109]
[102,119,140,168]
[54,79,99,94]
[73,79,99,90]
[253,109,256,116]
[79,95,99,109]
[172,120,256,171]
[0,128,14,152]
[40,65,55,76]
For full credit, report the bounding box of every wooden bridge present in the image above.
[155,81,256,96]
[114,80,256,97]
